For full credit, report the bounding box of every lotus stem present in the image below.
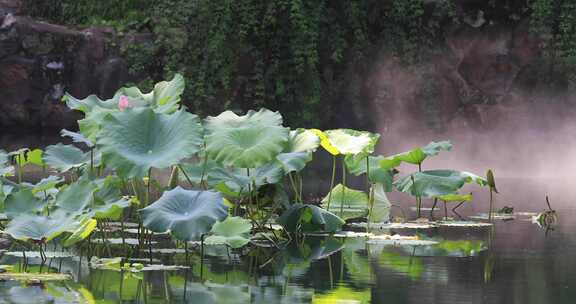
[146,168,152,207]
[366,156,373,231]
[327,155,337,209]
[16,154,22,184]
[298,173,303,202]
[443,201,448,220]
[546,195,553,211]
[488,188,494,221]
[288,172,300,203]
[418,163,422,172]
[178,164,194,188]
[430,198,438,219]
[199,148,209,190]
[340,157,346,217]
[90,148,94,176]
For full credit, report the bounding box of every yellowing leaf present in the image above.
[310,129,339,155]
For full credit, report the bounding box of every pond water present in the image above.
[0,177,573,303]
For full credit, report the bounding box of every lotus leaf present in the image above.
[345,154,395,190]
[90,177,132,220]
[285,129,320,153]
[4,189,44,217]
[277,152,312,173]
[97,108,203,177]
[321,184,369,220]
[380,140,453,169]
[394,170,487,198]
[24,149,44,166]
[278,203,345,233]
[139,187,228,241]
[54,179,97,214]
[0,150,8,165]
[62,216,97,247]
[4,213,75,242]
[22,175,63,194]
[311,129,339,155]
[370,183,391,223]
[60,129,94,147]
[324,129,380,155]
[205,109,289,168]
[118,73,185,113]
[43,144,90,172]
[205,216,252,248]
[435,193,473,202]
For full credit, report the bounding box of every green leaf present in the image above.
[60,129,94,147]
[278,204,345,233]
[54,179,97,214]
[97,108,204,177]
[380,140,453,168]
[321,184,369,220]
[4,189,44,217]
[119,73,185,113]
[345,154,395,191]
[90,176,131,220]
[324,129,380,155]
[43,144,90,172]
[5,213,75,242]
[62,216,97,247]
[370,183,391,223]
[139,187,228,241]
[394,170,487,198]
[435,193,473,202]
[26,149,44,166]
[204,108,289,168]
[277,152,312,173]
[23,175,64,194]
[285,129,320,153]
[205,216,251,248]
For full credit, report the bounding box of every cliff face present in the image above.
[0,0,573,133]
[0,0,134,129]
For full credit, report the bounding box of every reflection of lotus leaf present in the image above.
[139,187,228,241]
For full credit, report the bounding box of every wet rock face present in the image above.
[367,19,544,135]
[0,2,130,129]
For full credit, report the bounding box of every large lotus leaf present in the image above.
[370,183,391,223]
[54,179,98,214]
[344,154,395,191]
[4,189,44,217]
[394,170,486,198]
[97,108,204,177]
[62,216,97,247]
[5,213,75,242]
[321,184,369,220]
[60,129,94,147]
[204,109,289,168]
[278,203,345,233]
[43,144,90,172]
[285,129,320,153]
[204,216,251,248]
[119,73,184,113]
[139,187,228,241]
[324,129,380,155]
[204,108,283,132]
[380,140,453,168]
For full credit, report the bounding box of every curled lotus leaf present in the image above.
[97,108,204,177]
[62,216,97,247]
[60,129,94,147]
[310,129,339,155]
[324,129,380,155]
[118,73,185,113]
[139,187,228,241]
[204,108,289,168]
[345,154,395,191]
[285,129,320,153]
[321,184,369,220]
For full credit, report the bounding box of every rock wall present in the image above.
[0,0,131,129]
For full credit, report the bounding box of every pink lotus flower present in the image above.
[118,95,132,111]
